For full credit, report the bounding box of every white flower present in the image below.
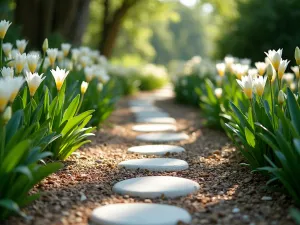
[61,43,71,56]
[97,83,103,92]
[278,90,286,105]
[71,48,80,61]
[0,78,12,112]
[253,76,267,97]
[224,56,234,69]
[16,39,28,54]
[1,67,14,78]
[265,49,283,70]
[214,88,223,99]
[57,51,64,62]
[14,53,27,74]
[5,76,25,103]
[283,73,294,84]
[27,53,40,73]
[80,81,88,94]
[240,58,251,66]
[80,46,90,56]
[290,82,297,91]
[25,71,45,96]
[43,57,50,72]
[232,63,248,80]
[84,66,94,82]
[255,62,267,76]
[237,74,254,99]
[0,20,11,39]
[79,56,90,68]
[291,66,299,78]
[2,43,12,57]
[50,66,69,91]
[47,48,58,66]
[248,68,258,79]
[216,63,226,77]
[98,55,107,65]
[278,59,290,79]
[94,67,110,83]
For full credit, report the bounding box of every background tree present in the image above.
[215,0,300,62]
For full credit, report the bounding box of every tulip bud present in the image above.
[42,38,48,53]
[295,47,300,64]
[2,106,11,124]
[295,47,300,66]
[97,83,103,92]
[278,90,285,105]
[266,64,274,81]
[80,81,88,94]
[214,88,223,99]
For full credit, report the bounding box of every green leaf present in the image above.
[287,88,300,135]
[62,94,80,123]
[245,126,255,147]
[0,199,25,217]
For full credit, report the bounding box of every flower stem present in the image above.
[0,38,3,68]
[76,94,84,115]
[269,80,275,129]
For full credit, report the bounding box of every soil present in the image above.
[3,89,297,225]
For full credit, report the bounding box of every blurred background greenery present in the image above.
[1,0,300,66]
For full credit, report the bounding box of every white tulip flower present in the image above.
[2,43,12,57]
[253,76,267,97]
[278,59,290,79]
[25,71,45,96]
[5,76,25,103]
[216,63,226,77]
[50,66,69,91]
[84,66,94,82]
[61,43,71,57]
[27,53,40,73]
[0,20,11,39]
[71,48,80,62]
[255,62,267,76]
[291,66,299,78]
[47,48,58,67]
[283,73,294,85]
[14,53,27,74]
[1,67,14,78]
[265,49,282,70]
[16,39,28,54]
[237,74,254,99]
[278,90,286,105]
[97,83,103,92]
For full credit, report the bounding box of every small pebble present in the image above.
[232,207,240,213]
[261,196,272,201]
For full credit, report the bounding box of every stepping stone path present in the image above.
[112,176,200,199]
[132,124,177,132]
[128,144,185,155]
[136,117,176,124]
[91,87,197,224]
[90,203,192,225]
[118,158,188,171]
[136,132,189,142]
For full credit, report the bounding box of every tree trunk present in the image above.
[99,0,140,58]
[14,0,90,49]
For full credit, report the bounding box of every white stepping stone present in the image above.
[118,158,188,171]
[128,145,185,155]
[136,132,189,142]
[130,106,162,113]
[90,203,192,225]
[113,176,200,199]
[135,111,169,118]
[136,117,176,124]
[132,124,176,132]
[129,100,153,107]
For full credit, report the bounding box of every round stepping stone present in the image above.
[135,111,169,118]
[112,176,199,199]
[90,203,192,225]
[132,124,176,132]
[136,117,176,124]
[130,106,162,113]
[128,145,185,155]
[136,132,189,143]
[118,158,188,171]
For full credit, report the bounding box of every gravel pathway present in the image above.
[5,88,296,225]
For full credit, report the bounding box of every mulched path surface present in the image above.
[4,90,296,225]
